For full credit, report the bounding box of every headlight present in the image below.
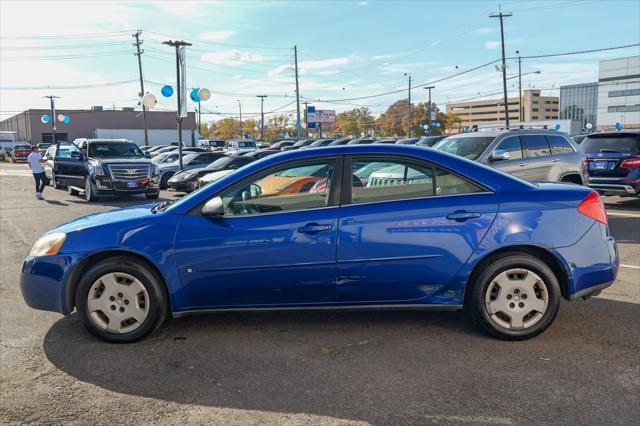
[29,232,66,257]
[181,171,197,180]
[151,164,159,176]
[90,163,105,176]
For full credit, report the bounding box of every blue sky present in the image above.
[1,0,639,122]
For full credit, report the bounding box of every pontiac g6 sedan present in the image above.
[21,145,618,343]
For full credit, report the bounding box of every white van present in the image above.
[226,139,258,155]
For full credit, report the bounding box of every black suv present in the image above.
[47,138,160,202]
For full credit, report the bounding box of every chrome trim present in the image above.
[340,191,495,208]
[107,164,150,181]
[172,303,463,318]
[588,183,637,195]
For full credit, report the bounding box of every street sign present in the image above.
[306,105,317,128]
[315,110,336,123]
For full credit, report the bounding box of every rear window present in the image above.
[432,136,495,160]
[580,134,640,154]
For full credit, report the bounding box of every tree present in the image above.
[331,107,375,137]
[211,118,239,140]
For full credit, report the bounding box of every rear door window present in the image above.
[547,135,575,154]
[522,135,551,157]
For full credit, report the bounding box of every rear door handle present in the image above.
[298,223,333,234]
[446,211,481,222]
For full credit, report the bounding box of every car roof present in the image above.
[587,129,640,136]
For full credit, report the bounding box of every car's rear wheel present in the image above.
[75,257,169,343]
[468,253,561,340]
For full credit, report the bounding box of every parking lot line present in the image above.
[620,264,640,270]
[607,211,640,218]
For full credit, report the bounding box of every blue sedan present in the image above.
[20,145,618,342]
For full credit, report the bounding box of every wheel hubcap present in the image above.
[87,272,149,333]
[484,268,548,330]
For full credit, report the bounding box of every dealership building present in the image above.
[0,107,197,146]
[559,82,599,131]
[596,55,639,129]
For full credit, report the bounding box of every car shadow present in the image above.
[608,216,640,245]
[43,298,640,423]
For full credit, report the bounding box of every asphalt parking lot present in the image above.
[1,161,638,425]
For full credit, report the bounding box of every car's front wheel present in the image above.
[468,252,561,340]
[84,176,99,202]
[160,173,173,189]
[75,257,169,343]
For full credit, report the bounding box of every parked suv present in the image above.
[10,143,31,163]
[582,129,640,197]
[432,129,586,184]
[50,139,160,202]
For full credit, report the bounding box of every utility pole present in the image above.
[302,101,309,139]
[405,73,412,137]
[424,86,434,130]
[133,30,149,147]
[257,95,267,140]
[516,50,523,122]
[490,9,512,128]
[43,95,59,147]
[162,39,192,171]
[294,45,301,140]
[237,100,243,138]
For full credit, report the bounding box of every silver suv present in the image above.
[432,128,587,184]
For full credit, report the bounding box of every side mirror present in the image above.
[144,152,151,158]
[202,196,224,217]
[70,151,83,159]
[490,149,510,162]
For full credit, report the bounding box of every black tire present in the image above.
[85,176,98,202]
[75,257,169,343]
[145,193,160,200]
[467,252,561,341]
[160,173,173,189]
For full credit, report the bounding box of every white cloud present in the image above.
[476,27,497,35]
[199,31,233,41]
[200,49,265,66]
[485,41,501,50]
[372,54,392,60]
[358,1,369,5]
[268,57,349,77]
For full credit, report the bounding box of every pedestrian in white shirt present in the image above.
[27,145,48,200]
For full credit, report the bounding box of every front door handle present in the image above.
[298,223,333,234]
[446,211,481,222]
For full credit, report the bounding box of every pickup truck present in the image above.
[11,144,32,163]
[45,139,160,202]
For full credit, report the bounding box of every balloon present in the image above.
[161,85,174,97]
[614,122,622,129]
[63,115,70,124]
[586,122,593,129]
[190,88,201,102]
[554,124,561,130]
[41,114,50,124]
[198,88,211,101]
[57,114,65,122]
[141,93,157,108]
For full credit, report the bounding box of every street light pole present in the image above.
[405,73,412,137]
[490,10,512,128]
[257,95,267,140]
[516,50,522,122]
[424,85,434,131]
[237,100,243,138]
[133,30,149,147]
[162,39,192,171]
[43,95,59,147]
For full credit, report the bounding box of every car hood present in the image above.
[199,169,234,183]
[51,204,157,235]
[88,157,151,164]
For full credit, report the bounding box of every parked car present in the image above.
[347,138,376,145]
[328,138,351,146]
[198,139,226,151]
[432,129,587,184]
[244,149,279,159]
[281,139,316,151]
[196,169,236,187]
[582,129,640,197]
[373,139,397,144]
[150,146,205,158]
[37,143,51,155]
[267,140,296,151]
[20,144,618,343]
[303,139,335,149]
[167,155,255,192]
[572,134,589,145]
[145,145,169,154]
[416,135,447,147]
[396,138,420,145]
[48,138,160,201]
[226,139,258,155]
[157,151,226,188]
[11,143,31,163]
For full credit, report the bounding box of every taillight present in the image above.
[577,191,607,224]
[620,157,640,168]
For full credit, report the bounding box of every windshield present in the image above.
[88,142,144,159]
[432,136,495,160]
[182,153,200,163]
[237,141,256,148]
[14,145,31,150]
[580,134,640,153]
[205,156,234,170]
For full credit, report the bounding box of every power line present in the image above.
[507,43,640,60]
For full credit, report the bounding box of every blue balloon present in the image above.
[614,122,622,129]
[63,115,70,124]
[554,124,561,130]
[161,85,174,97]
[190,88,200,102]
[41,114,50,124]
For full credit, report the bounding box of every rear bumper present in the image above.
[588,182,638,196]
[556,222,619,299]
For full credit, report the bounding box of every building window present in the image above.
[607,105,640,113]
[532,108,539,112]
[609,88,640,97]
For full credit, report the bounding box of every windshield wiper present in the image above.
[151,200,174,213]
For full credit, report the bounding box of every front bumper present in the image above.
[20,254,80,315]
[94,176,160,195]
[168,179,198,192]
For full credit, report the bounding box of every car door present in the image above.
[487,136,531,179]
[336,155,499,304]
[53,141,86,188]
[174,156,343,309]
[521,134,554,181]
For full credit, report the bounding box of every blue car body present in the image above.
[21,145,618,317]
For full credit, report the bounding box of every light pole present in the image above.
[424,86,434,131]
[516,50,522,121]
[237,100,243,139]
[43,95,59,147]
[257,95,267,140]
[490,10,512,128]
[162,39,192,171]
[405,72,412,137]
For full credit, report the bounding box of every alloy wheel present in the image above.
[484,268,549,330]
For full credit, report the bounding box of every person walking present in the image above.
[27,145,48,200]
